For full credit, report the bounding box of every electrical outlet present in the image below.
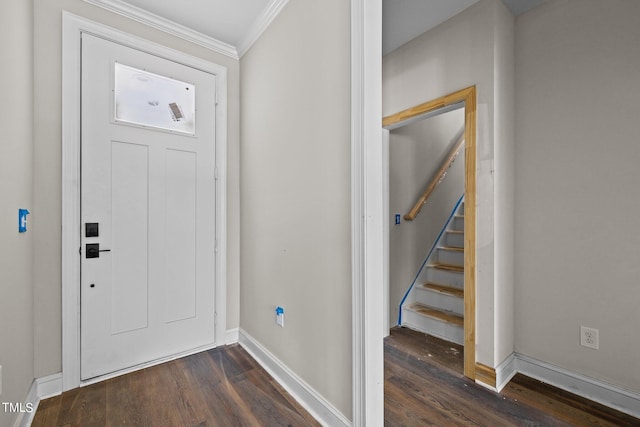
[580,326,599,349]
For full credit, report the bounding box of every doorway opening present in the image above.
[383,86,476,379]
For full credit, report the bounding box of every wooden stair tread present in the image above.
[419,282,464,298]
[406,303,464,326]
[438,246,464,252]
[447,230,464,234]
[429,262,464,273]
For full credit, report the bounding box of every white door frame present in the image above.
[350,0,384,425]
[61,12,228,391]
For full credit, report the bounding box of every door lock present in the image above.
[86,243,111,258]
[85,222,99,237]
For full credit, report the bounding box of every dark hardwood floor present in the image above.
[385,327,640,426]
[33,331,639,426]
[32,344,320,427]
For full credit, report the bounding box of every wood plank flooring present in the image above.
[32,330,640,426]
[385,327,640,426]
[32,344,320,427]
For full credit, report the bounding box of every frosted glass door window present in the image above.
[114,63,196,135]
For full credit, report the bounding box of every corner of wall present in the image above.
[491,0,516,366]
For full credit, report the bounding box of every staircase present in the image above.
[400,198,465,345]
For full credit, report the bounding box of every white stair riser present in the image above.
[445,232,464,248]
[451,216,464,231]
[399,197,465,347]
[437,248,464,266]
[402,309,464,346]
[426,268,464,288]
[415,288,464,315]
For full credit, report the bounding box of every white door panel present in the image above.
[81,33,216,380]
[164,149,197,322]
[111,141,149,335]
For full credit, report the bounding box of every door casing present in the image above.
[382,86,477,379]
[62,12,228,391]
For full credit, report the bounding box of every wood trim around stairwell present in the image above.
[463,86,476,380]
[382,86,471,127]
[383,86,477,381]
[475,363,497,388]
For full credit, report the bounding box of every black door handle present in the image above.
[86,243,111,258]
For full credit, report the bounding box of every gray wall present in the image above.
[240,0,352,419]
[388,109,465,327]
[32,0,241,378]
[383,0,516,367]
[0,1,35,426]
[515,0,640,391]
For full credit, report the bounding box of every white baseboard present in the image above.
[514,353,640,419]
[495,353,517,392]
[238,329,351,427]
[12,379,38,427]
[36,373,63,399]
[8,373,63,427]
[225,327,239,344]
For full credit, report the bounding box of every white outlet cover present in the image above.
[580,326,599,349]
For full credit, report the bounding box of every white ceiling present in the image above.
[382,0,547,55]
[383,0,481,55]
[103,0,547,58]
[123,0,272,48]
[501,0,547,16]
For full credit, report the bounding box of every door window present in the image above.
[114,63,196,135]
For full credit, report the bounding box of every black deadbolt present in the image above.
[86,222,99,237]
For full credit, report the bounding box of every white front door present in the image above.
[80,33,217,380]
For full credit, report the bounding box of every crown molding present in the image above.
[237,0,290,58]
[82,0,239,59]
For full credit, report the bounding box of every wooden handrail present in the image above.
[404,133,465,221]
